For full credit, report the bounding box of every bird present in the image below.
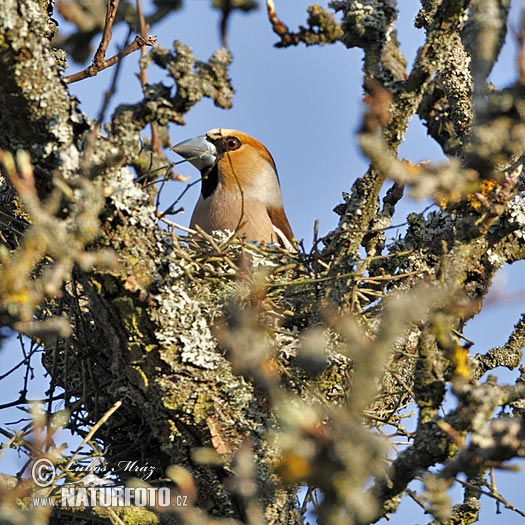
[172,128,296,251]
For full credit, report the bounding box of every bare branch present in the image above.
[64,34,157,84]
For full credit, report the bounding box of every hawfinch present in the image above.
[172,129,296,251]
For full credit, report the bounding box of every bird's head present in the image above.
[172,129,281,201]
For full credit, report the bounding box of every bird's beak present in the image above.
[171,135,217,170]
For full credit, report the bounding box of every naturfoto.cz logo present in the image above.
[30,458,187,509]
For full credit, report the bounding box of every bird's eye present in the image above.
[225,136,241,151]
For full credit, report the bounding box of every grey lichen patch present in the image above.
[153,265,220,370]
[417,32,473,155]
[0,0,73,157]
[108,168,156,224]
[330,0,398,50]
[149,41,234,115]
[442,41,473,139]
[391,210,453,254]
[58,144,82,179]
[505,192,525,239]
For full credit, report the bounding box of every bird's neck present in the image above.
[200,164,219,199]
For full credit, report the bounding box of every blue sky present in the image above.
[2,1,525,523]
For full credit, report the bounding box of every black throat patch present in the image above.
[200,163,219,199]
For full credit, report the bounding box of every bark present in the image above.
[1,1,525,525]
